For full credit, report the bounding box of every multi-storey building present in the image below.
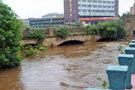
[28,13,64,28]
[29,18,64,28]
[64,0,119,24]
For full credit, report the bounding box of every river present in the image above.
[0,41,128,90]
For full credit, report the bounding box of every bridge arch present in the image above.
[58,40,84,46]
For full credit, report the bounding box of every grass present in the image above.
[97,77,108,88]
[117,45,123,51]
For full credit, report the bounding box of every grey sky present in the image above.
[3,0,134,19]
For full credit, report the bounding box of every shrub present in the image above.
[85,19,127,40]
[21,45,48,57]
[85,25,99,36]
[71,22,83,27]
[0,2,23,69]
[54,27,70,39]
[24,29,46,44]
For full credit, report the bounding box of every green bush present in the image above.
[21,45,48,57]
[24,29,46,44]
[71,22,83,27]
[54,27,70,39]
[0,2,23,69]
[85,25,99,36]
[85,19,127,40]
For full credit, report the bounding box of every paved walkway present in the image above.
[132,75,135,89]
[126,75,135,90]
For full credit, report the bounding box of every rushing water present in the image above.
[0,42,128,90]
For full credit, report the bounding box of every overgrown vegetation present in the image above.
[117,45,123,51]
[97,77,108,88]
[71,22,84,27]
[85,25,98,36]
[21,45,48,57]
[121,12,130,18]
[23,29,46,44]
[85,20,127,40]
[54,27,70,39]
[0,1,23,69]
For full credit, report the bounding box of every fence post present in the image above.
[118,54,134,89]
[125,47,135,74]
[129,43,135,48]
[132,40,135,43]
[106,65,128,89]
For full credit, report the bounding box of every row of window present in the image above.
[79,9,114,13]
[78,4,115,8]
[78,0,115,4]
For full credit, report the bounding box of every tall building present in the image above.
[64,0,119,24]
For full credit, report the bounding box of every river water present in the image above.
[0,42,128,90]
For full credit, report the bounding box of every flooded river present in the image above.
[0,41,128,90]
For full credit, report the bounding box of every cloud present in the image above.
[3,0,134,18]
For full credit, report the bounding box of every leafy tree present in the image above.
[121,12,130,18]
[71,22,83,27]
[54,27,70,39]
[24,29,46,44]
[85,25,98,36]
[0,1,23,69]
[85,19,127,40]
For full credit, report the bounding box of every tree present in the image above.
[54,27,70,39]
[0,1,23,69]
[121,12,130,18]
[85,20,127,40]
[71,22,83,27]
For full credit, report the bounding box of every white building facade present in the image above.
[78,0,116,17]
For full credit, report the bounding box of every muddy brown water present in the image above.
[0,42,128,90]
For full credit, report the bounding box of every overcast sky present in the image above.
[3,0,134,19]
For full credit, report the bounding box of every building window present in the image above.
[98,5,102,8]
[103,5,106,8]
[88,9,92,12]
[107,1,111,4]
[88,4,92,7]
[93,5,97,8]
[112,1,115,4]
[88,0,92,2]
[98,0,102,3]
[103,1,106,4]
[93,0,97,3]
[82,9,87,12]
[78,4,81,7]
[78,9,81,12]
[82,4,87,7]
[82,0,86,2]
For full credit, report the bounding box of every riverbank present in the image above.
[0,41,129,90]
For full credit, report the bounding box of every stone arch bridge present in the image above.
[22,27,101,46]
[22,35,100,46]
